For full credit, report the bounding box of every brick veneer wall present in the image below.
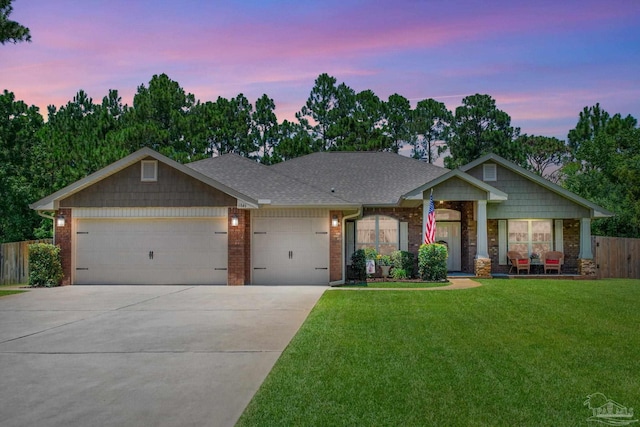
[330,211,343,282]
[362,206,424,257]
[227,208,250,286]
[362,202,476,274]
[55,208,72,286]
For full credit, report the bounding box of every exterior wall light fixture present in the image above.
[231,214,239,227]
[56,214,66,227]
[331,215,339,227]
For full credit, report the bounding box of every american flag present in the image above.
[424,192,436,244]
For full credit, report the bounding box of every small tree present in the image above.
[418,244,448,281]
[351,249,368,281]
[28,243,63,287]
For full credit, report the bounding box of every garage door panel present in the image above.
[75,219,227,285]
[252,216,329,285]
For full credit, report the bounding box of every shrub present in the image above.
[391,250,415,277]
[391,268,408,280]
[28,243,63,287]
[363,248,378,262]
[418,243,448,281]
[351,249,368,281]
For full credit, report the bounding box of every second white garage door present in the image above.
[75,218,227,285]
[252,216,329,285]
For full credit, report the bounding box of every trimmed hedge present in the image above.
[418,243,448,281]
[28,243,63,287]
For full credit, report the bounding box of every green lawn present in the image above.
[343,281,450,289]
[237,279,640,426]
[0,290,25,297]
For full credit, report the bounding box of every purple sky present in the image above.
[2,0,640,141]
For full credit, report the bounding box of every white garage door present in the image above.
[75,218,227,285]
[252,216,329,285]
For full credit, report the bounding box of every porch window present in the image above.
[356,215,398,255]
[508,220,552,256]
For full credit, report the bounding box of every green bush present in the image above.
[363,248,378,262]
[351,249,368,281]
[28,243,63,287]
[418,243,448,281]
[391,250,415,277]
[391,267,408,280]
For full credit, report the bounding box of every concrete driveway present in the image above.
[0,285,325,427]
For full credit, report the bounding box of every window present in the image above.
[356,215,398,255]
[141,160,157,182]
[483,163,497,181]
[508,220,552,256]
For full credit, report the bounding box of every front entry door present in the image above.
[435,222,461,271]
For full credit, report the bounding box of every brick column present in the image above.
[329,211,343,282]
[55,208,72,286]
[227,208,250,286]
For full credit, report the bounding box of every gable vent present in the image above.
[483,164,497,181]
[141,160,158,182]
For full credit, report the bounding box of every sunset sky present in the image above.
[2,0,639,141]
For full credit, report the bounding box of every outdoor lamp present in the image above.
[231,214,239,227]
[56,214,66,227]
[332,215,339,227]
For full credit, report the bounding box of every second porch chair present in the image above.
[543,251,564,274]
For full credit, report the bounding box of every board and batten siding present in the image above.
[431,177,487,201]
[467,164,590,219]
[60,159,237,208]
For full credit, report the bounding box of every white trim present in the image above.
[252,208,329,218]
[73,207,228,218]
[141,160,158,182]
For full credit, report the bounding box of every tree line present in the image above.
[1,73,639,242]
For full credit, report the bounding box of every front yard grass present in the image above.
[0,290,25,297]
[237,279,640,426]
[343,281,450,288]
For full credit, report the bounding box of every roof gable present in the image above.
[30,148,257,211]
[460,153,613,217]
[402,169,508,202]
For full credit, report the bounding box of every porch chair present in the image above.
[542,251,564,274]
[507,251,530,274]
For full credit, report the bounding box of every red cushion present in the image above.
[517,259,529,265]
[546,259,560,265]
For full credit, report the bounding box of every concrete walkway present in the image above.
[0,285,325,427]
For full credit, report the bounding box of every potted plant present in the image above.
[377,254,392,278]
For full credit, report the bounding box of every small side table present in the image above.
[530,259,543,274]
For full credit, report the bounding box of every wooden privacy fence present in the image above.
[0,239,53,285]
[593,236,640,279]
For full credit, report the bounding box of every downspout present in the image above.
[329,208,362,286]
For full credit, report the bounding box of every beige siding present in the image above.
[468,164,590,219]
[432,177,486,201]
[60,159,237,208]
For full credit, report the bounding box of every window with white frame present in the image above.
[508,220,552,256]
[141,160,158,182]
[356,215,399,255]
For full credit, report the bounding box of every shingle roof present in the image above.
[186,154,357,207]
[269,152,449,205]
